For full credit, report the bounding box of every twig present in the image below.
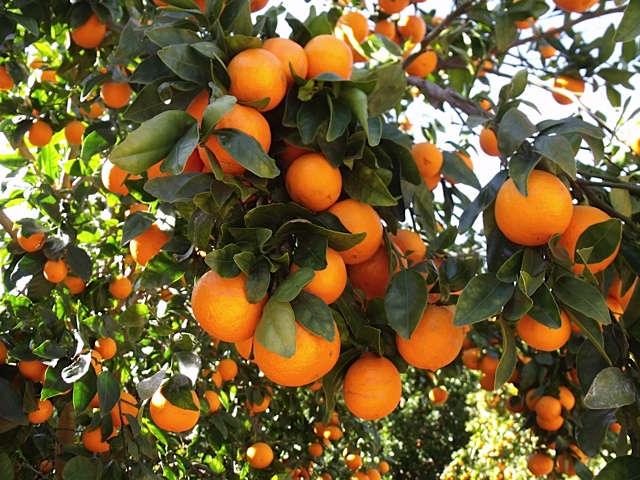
[0,208,17,240]
[577,180,640,195]
[407,76,491,118]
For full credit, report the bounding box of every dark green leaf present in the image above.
[62,457,100,480]
[494,318,517,389]
[205,244,242,278]
[273,267,314,302]
[141,253,189,288]
[292,236,328,270]
[118,304,149,328]
[495,12,518,52]
[554,276,611,325]
[246,261,270,304]
[157,44,211,84]
[73,366,97,412]
[459,170,509,233]
[385,269,428,340]
[496,250,525,283]
[615,0,640,43]
[498,108,537,156]
[213,129,280,178]
[0,378,28,424]
[594,456,640,479]
[322,349,361,413]
[441,152,481,189]
[291,291,335,342]
[201,96,236,139]
[453,274,515,326]
[577,409,616,458]
[366,63,407,116]
[0,453,13,480]
[163,123,200,174]
[161,374,198,410]
[534,135,576,178]
[97,371,120,419]
[575,218,623,265]
[255,299,297,358]
[528,283,561,328]
[584,367,636,409]
[121,211,155,246]
[342,162,397,206]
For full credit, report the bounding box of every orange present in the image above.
[335,11,369,44]
[110,391,138,427]
[324,424,343,440]
[552,0,599,12]
[557,205,620,274]
[556,450,577,476]
[537,414,564,431]
[198,104,271,176]
[0,342,7,365]
[285,153,342,212]
[479,127,500,157]
[250,0,269,12]
[517,311,571,351]
[236,337,253,360]
[304,34,354,80]
[367,469,382,480]
[150,388,200,432]
[65,120,86,145]
[478,59,493,77]
[535,395,562,421]
[391,228,426,265]
[479,373,496,391]
[552,75,585,105]
[28,399,53,424]
[148,151,203,178]
[82,425,116,453]
[479,354,500,375]
[540,44,557,58]
[379,0,410,14]
[191,270,267,342]
[494,170,573,246]
[94,337,117,360]
[101,159,134,195]
[606,296,624,321]
[246,442,273,469]
[527,452,554,476]
[90,350,103,375]
[343,353,402,420]
[278,143,313,168]
[609,276,637,309]
[130,224,171,266]
[211,370,223,389]
[27,120,53,147]
[412,142,443,180]
[558,385,576,411]
[398,15,426,44]
[186,89,209,121]
[396,305,463,371]
[263,38,309,87]
[610,422,622,433]
[428,386,448,403]
[40,460,53,474]
[247,386,273,413]
[101,81,132,109]
[71,13,107,49]
[405,51,438,78]
[350,473,368,480]
[347,244,394,300]
[308,442,324,457]
[253,320,341,387]
[81,101,105,119]
[290,247,347,304]
[0,65,14,90]
[203,390,221,413]
[378,461,390,474]
[461,347,482,370]
[327,199,383,265]
[374,20,399,43]
[43,258,68,283]
[17,230,45,252]
[39,70,57,83]
[345,452,363,470]
[227,48,287,112]
[514,17,535,29]
[218,358,238,381]
[109,275,132,299]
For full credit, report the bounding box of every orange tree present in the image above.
[1,0,640,478]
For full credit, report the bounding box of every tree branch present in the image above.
[407,76,491,118]
[0,208,17,241]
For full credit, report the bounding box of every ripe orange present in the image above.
[17,230,45,252]
[19,360,47,382]
[347,244,394,300]
[191,270,267,342]
[378,460,390,474]
[461,347,482,370]
[82,425,116,453]
[537,414,564,431]
[552,75,585,105]
[345,452,363,470]
[150,388,200,432]
[428,386,448,403]
[101,81,132,109]
[514,17,535,29]
[494,170,573,246]
[291,247,347,304]
[101,159,135,195]
[610,422,622,433]
[109,275,132,299]
[198,104,271,176]
[43,259,68,283]
[39,70,57,83]
[71,13,107,49]
[412,141,443,180]
[335,11,369,43]
[367,469,382,480]
[28,399,53,424]
[40,460,53,474]
[374,20,399,43]
[246,442,273,469]
[535,395,562,421]
[81,101,105,119]
[0,342,7,365]
[527,452,554,476]
[130,224,171,266]
[253,320,341,387]
[609,276,637,310]
[479,127,500,157]
[94,337,117,360]
[262,38,309,87]
[285,153,342,212]
[218,358,238,381]
[479,354,500,375]
[398,15,426,44]
[211,370,223,388]
[557,205,620,274]
[65,120,86,145]
[204,390,221,413]
[304,34,354,80]
[227,48,287,112]
[278,143,313,168]
[391,228,426,265]
[558,385,576,411]
[396,305,463,371]
[90,350,103,375]
[517,311,571,351]
[606,296,624,321]
[343,353,402,420]
[324,424,343,440]
[405,50,438,78]
[250,0,269,12]
[247,386,273,413]
[308,442,324,457]
[479,373,496,391]
[28,120,53,147]
[552,0,599,12]
[186,89,209,121]
[327,199,383,265]
[0,65,14,90]
[379,0,410,14]
[236,337,253,360]
[540,44,557,58]
[110,391,138,427]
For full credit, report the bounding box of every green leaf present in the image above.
[163,123,199,174]
[527,283,561,328]
[140,252,189,289]
[498,109,537,157]
[554,276,611,325]
[145,173,213,203]
[453,274,515,327]
[0,378,28,425]
[584,367,636,409]
[255,299,297,358]
[459,170,509,233]
[533,135,576,178]
[326,97,351,142]
[385,269,428,340]
[291,291,335,342]
[366,63,407,116]
[510,69,528,99]
[246,261,270,304]
[121,211,155,246]
[110,111,197,175]
[441,152,481,189]
[341,87,373,142]
[495,12,518,52]
[213,129,280,178]
[136,370,167,403]
[205,245,242,278]
[292,236,328,270]
[0,453,14,480]
[118,304,150,328]
[322,349,361,414]
[97,371,120,419]
[615,0,640,43]
[276,218,366,252]
[575,218,623,265]
[502,283,533,321]
[201,96,236,139]
[494,318,517,389]
[594,456,640,479]
[41,359,73,400]
[157,44,211,84]
[342,162,397,206]
[73,367,97,412]
[146,26,202,48]
[576,409,616,458]
[273,267,314,302]
[62,457,100,480]
[161,374,198,411]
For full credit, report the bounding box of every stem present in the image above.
[407,76,491,117]
[0,208,17,240]
[577,180,640,195]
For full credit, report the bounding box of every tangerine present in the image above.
[327,199,383,265]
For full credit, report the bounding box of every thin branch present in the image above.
[0,208,17,240]
[407,76,491,117]
[577,180,640,195]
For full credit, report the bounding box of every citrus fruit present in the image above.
[552,0,599,12]
[608,276,637,310]
[101,159,134,195]
[43,259,68,283]
[19,360,48,382]
[327,199,383,265]
[558,385,576,411]
[308,442,323,457]
[378,460,390,474]
[405,50,438,77]
[527,452,554,476]
[347,244,395,300]
[246,442,273,469]
[412,141,443,180]
[28,399,53,424]
[552,75,585,105]
[0,342,7,365]
[204,390,221,413]
[461,347,482,370]
[537,414,564,431]
[71,13,107,49]
[150,388,200,432]
[262,37,309,87]
[17,230,45,252]
[285,153,342,212]
[236,337,253,360]
[479,127,500,157]
[398,15,426,44]
[374,19,399,43]
[428,387,449,403]
[28,120,53,147]
[94,337,117,360]
[82,425,116,453]
[345,452,363,470]
[290,247,347,304]
[0,65,14,90]
[65,120,86,145]
[379,0,410,14]
[218,358,238,381]
[304,34,354,79]
[130,224,171,266]
[110,391,138,427]
[391,228,426,265]
[247,386,273,413]
[100,81,132,109]
[517,311,571,351]
[109,275,132,299]
[535,395,562,421]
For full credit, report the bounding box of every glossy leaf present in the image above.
[577,409,616,458]
[137,369,167,402]
[342,162,397,206]
[255,299,297,358]
[213,128,280,178]
[594,456,640,479]
[385,269,428,340]
[453,274,515,327]
[498,109,537,157]
[322,349,361,414]
[575,218,623,265]
[291,291,335,342]
[533,135,576,178]
[494,318,517,389]
[554,276,611,325]
[614,0,640,42]
[273,267,314,302]
[97,371,120,419]
[0,378,28,425]
[161,374,198,410]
